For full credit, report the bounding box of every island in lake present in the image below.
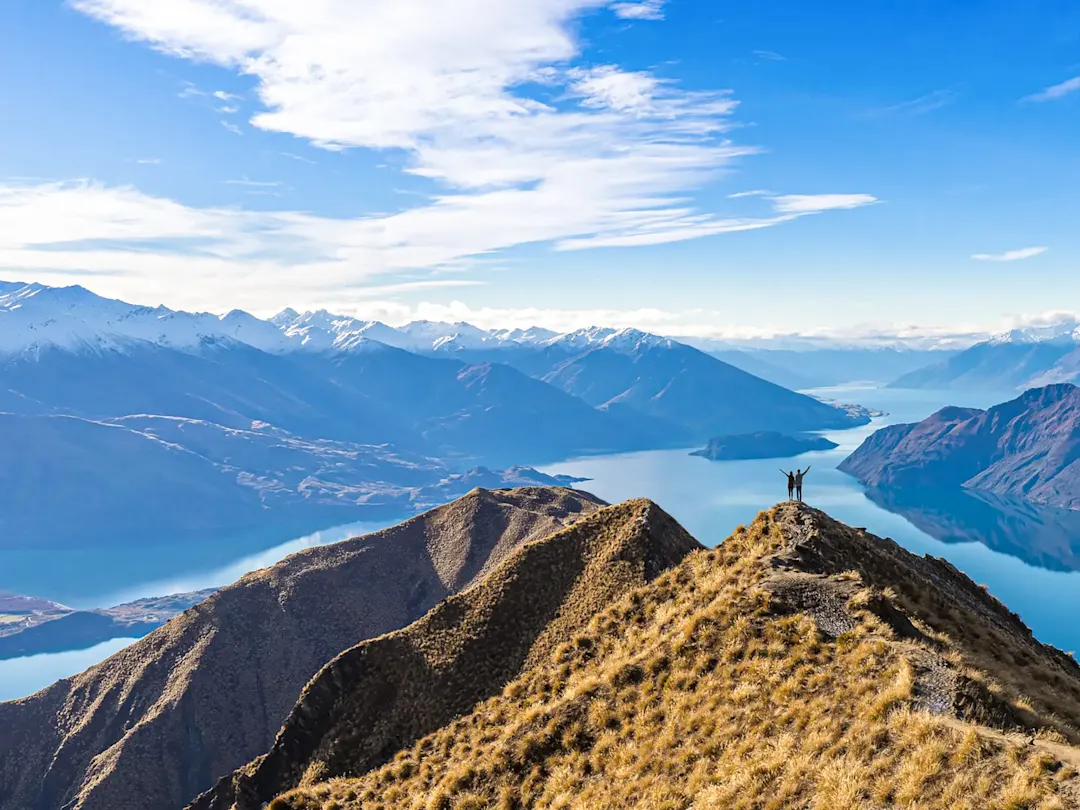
[690,431,839,461]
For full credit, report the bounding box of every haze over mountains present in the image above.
[891,320,1080,391]
[0,281,871,547]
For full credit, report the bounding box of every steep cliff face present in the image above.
[191,498,702,810]
[265,502,1080,810]
[840,385,1080,509]
[0,487,604,810]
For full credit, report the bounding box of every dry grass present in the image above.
[269,503,1080,810]
[192,497,700,810]
[0,487,605,810]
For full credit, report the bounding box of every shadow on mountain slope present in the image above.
[0,487,604,810]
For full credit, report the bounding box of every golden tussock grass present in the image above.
[270,502,1080,810]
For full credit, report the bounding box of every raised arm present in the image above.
[804,466,811,474]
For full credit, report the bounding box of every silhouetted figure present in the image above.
[780,469,795,500]
[795,466,811,501]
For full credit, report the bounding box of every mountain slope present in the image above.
[192,497,702,810]
[839,384,1080,510]
[0,412,451,548]
[0,340,418,449]
[263,502,1080,810]
[311,343,674,464]
[0,487,605,810]
[538,331,865,437]
[890,339,1076,390]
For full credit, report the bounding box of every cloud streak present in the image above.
[971,246,1048,262]
[1022,77,1080,103]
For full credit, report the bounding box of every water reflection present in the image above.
[865,486,1080,574]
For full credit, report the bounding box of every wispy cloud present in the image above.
[770,194,879,214]
[610,0,666,20]
[727,189,773,199]
[868,89,957,117]
[213,90,241,101]
[217,104,239,114]
[224,178,281,187]
[220,121,243,136]
[1022,76,1080,103]
[752,50,786,61]
[135,158,162,165]
[971,246,1048,262]
[279,152,316,164]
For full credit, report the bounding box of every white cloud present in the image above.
[218,104,240,114]
[971,246,1048,262]
[769,194,879,214]
[727,189,772,199]
[610,0,666,20]
[213,90,241,101]
[54,0,876,309]
[752,50,786,61]
[135,158,162,165]
[279,152,315,164]
[220,121,243,136]
[1022,77,1080,103]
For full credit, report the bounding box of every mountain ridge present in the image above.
[0,487,606,810]
[192,496,701,810]
[224,500,1080,810]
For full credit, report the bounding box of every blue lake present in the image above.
[541,385,1080,660]
[4,384,1078,702]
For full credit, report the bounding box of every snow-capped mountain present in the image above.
[272,309,563,354]
[987,321,1080,346]
[0,282,290,355]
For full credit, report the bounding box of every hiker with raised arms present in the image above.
[795,466,811,502]
[780,469,795,501]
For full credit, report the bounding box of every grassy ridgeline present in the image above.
[267,503,1080,810]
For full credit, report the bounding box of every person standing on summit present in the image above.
[795,466,811,502]
[780,469,795,500]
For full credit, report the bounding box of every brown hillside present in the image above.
[268,502,1080,810]
[191,497,702,810]
[0,487,604,810]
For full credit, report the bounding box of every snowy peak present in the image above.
[0,279,686,360]
[600,327,676,354]
[988,321,1080,347]
[542,326,675,354]
[489,326,559,344]
[0,282,289,355]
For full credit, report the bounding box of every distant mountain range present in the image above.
[0,281,870,549]
[890,321,1080,390]
[840,384,1080,510]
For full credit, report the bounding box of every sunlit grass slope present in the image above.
[268,501,1080,810]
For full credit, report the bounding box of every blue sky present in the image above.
[1,0,1078,340]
